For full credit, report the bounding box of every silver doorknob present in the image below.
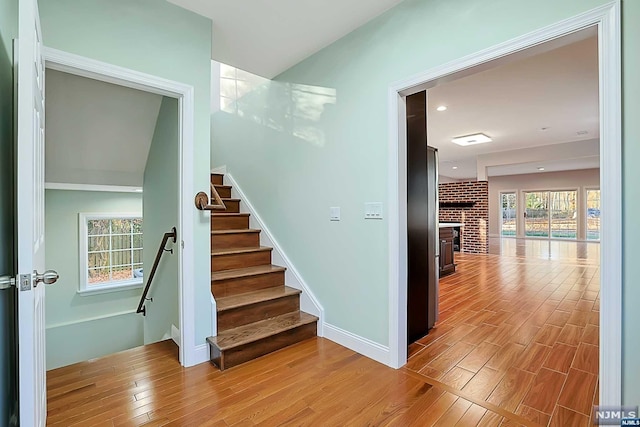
[34,270,59,287]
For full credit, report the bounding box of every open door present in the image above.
[16,0,57,425]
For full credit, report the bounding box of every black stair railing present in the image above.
[136,227,177,316]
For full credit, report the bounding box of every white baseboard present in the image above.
[211,295,217,337]
[224,173,325,336]
[323,323,390,366]
[191,343,210,365]
[171,324,181,347]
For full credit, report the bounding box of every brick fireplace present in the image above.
[439,181,489,254]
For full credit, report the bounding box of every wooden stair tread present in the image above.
[217,286,301,312]
[212,246,272,256]
[208,311,318,350]
[214,184,231,189]
[211,229,260,235]
[221,198,240,202]
[212,212,249,217]
[211,264,286,281]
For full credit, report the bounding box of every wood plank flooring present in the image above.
[47,239,599,426]
[407,249,600,426]
[47,338,531,426]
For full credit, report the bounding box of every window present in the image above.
[524,190,577,239]
[500,192,517,236]
[586,189,601,240]
[79,213,143,294]
[524,191,550,237]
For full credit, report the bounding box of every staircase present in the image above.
[206,173,318,370]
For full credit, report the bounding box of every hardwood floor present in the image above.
[46,239,599,426]
[407,249,600,426]
[47,338,534,426]
[488,237,600,265]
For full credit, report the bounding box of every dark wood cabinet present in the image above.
[439,227,456,276]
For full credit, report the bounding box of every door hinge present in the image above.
[0,275,16,290]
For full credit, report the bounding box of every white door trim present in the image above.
[387,2,621,405]
[42,47,200,367]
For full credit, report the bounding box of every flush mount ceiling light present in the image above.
[537,167,545,171]
[452,166,458,170]
[451,133,492,146]
[436,105,447,112]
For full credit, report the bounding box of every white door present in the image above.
[16,0,57,425]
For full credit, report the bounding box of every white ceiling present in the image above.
[167,0,405,79]
[427,34,599,180]
[45,70,163,187]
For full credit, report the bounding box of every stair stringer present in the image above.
[223,173,325,337]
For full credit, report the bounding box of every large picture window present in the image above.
[79,213,143,294]
[524,190,577,239]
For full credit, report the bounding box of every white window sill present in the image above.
[77,280,143,296]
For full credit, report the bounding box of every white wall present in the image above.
[488,168,599,238]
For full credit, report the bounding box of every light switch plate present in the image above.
[329,207,341,221]
[365,202,383,219]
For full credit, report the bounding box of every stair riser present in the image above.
[211,215,249,231]
[209,323,316,370]
[211,271,284,298]
[214,186,231,198]
[211,232,260,250]
[220,200,240,213]
[212,251,272,272]
[211,174,224,185]
[217,295,300,332]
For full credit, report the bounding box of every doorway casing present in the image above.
[43,47,201,367]
[387,2,621,404]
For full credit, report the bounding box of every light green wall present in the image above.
[0,0,17,421]
[44,190,144,368]
[46,312,143,370]
[213,0,640,401]
[212,0,611,346]
[143,97,179,344]
[39,0,213,344]
[45,190,143,324]
[621,0,640,405]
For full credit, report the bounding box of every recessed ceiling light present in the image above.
[436,106,447,112]
[452,166,458,170]
[540,127,550,131]
[451,133,492,146]
[537,167,545,171]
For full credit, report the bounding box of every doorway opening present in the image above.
[41,48,199,369]
[392,3,621,413]
[43,67,181,370]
